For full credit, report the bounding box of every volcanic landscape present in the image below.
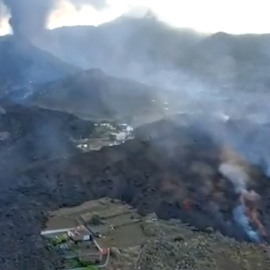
[1,2,270,270]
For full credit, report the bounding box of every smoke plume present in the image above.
[219,163,249,194]
[219,162,261,242]
[0,0,108,37]
[1,0,55,37]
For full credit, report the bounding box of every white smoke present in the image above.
[219,162,260,242]
[0,2,11,36]
[219,163,248,193]
[232,204,260,243]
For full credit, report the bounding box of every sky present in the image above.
[0,2,10,35]
[1,0,270,35]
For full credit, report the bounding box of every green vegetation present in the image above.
[90,213,102,225]
[66,259,99,269]
[50,233,69,246]
[79,260,99,269]
[79,260,90,267]
[85,266,98,270]
[66,259,81,268]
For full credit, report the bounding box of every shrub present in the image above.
[51,233,69,246]
[90,213,102,225]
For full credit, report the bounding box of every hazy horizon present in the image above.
[1,0,270,36]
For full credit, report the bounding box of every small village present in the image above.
[75,122,134,152]
[41,198,150,270]
[42,225,108,270]
[41,198,190,270]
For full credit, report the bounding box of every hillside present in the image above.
[1,10,270,270]
[135,233,269,270]
[43,198,270,270]
[0,36,80,97]
[0,101,95,181]
[28,68,164,120]
[1,114,270,268]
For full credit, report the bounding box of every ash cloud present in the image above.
[0,1,6,18]
[0,0,108,37]
[1,0,55,37]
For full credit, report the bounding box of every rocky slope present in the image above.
[108,216,270,270]
[134,233,270,270]
[1,114,270,269]
[0,102,94,184]
[28,68,163,120]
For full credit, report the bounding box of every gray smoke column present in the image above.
[2,0,55,37]
[1,0,108,37]
[219,163,260,242]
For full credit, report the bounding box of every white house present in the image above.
[115,132,127,141]
[68,225,92,242]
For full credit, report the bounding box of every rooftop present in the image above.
[68,225,90,238]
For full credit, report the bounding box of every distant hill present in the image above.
[34,15,270,92]
[28,68,165,120]
[34,16,202,81]
[191,32,270,91]
[0,36,80,97]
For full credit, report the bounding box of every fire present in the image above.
[241,190,267,239]
[219,161,267,243]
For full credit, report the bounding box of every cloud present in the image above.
[47,0,127,29]
[1,0,270,36]
[68,0,109,11]
[0,2,11,35]
[49,0,270,34]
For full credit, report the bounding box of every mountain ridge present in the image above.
[32,16,270,92]
[28,68,165,120]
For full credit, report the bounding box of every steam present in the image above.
[219,163,261,242]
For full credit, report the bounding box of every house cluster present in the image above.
[95,122,133,135]
[42,225,109,269]
[41,198,161,269]
[67,225,92,242]
[109,123,134,144]
[76,122,134,151]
